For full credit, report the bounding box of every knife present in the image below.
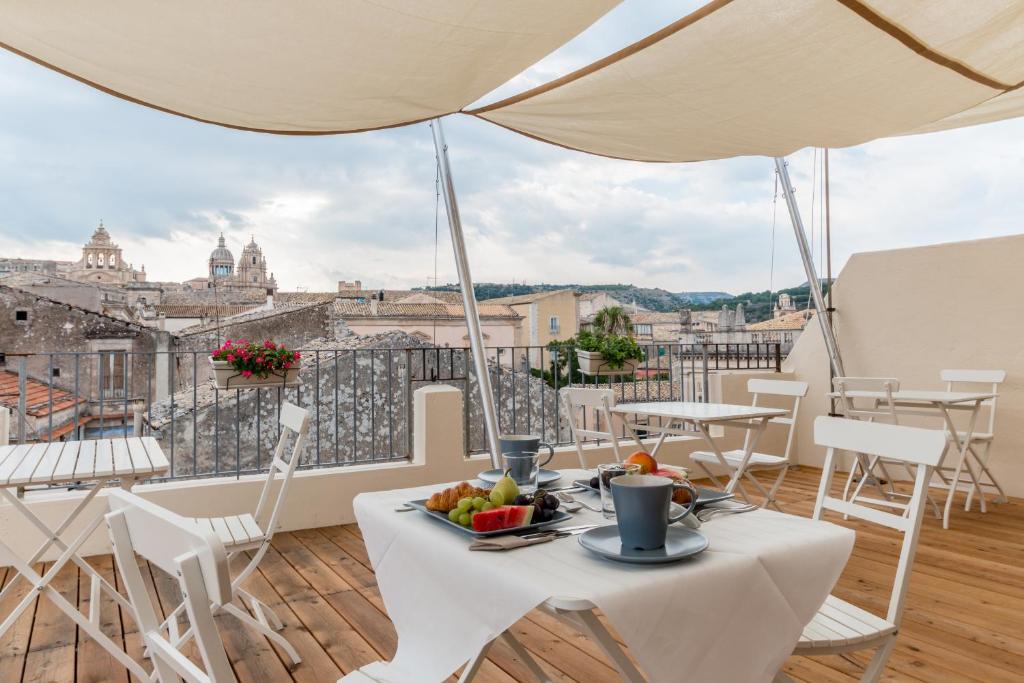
[520,523,602,540]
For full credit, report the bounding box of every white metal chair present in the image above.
[106,489,237,683]
[163,401,310,667]
[937,369,1007,511]
[559,387,644,468]
[690,378,807,510]
[786,416,946,682]
[833,377,909,510]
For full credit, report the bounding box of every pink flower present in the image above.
[226,354,235,362]
[293,351,301,360]
[225,340,233,347]
[242,370,253,378]
[283,362,292,369]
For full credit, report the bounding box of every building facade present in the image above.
[64,221,147,285]
[192,234,277,294]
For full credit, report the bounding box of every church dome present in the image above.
[210,233,234,262]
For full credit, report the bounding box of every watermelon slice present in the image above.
[502,505,535,528]
[471,507,509,532]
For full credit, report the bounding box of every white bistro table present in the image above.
[342,469,854,683]
[0,437,170,681]
[613,401,789,501]
[827,390,997,529]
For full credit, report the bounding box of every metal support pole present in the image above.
[17,357,27,444]
[774,156,846,377]
[431,118,503,467]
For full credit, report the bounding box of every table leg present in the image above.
[572,609,646,683]
[458,636,496,683]
[501,631,552,682]
[938,401,981,530]
[0,487,132,614]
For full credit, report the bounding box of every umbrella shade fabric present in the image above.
[0,0,618,134]
[469,0,1024,162]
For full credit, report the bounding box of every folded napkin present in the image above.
[469,534,555,551]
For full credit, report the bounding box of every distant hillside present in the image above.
[419,283,733,314]
[690,283,831,322]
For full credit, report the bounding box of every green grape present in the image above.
[456,497,473,513]
[448,508,461,523]
[458,513,471,527]
[472,497,486,511]
[481,501,495,512]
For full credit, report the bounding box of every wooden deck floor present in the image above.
[1,467,1022,682]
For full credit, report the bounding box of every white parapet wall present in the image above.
[1,384,732,564]
[785,234,1024,497]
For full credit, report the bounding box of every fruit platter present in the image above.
[574,450,734,507]
[408,476,572,538]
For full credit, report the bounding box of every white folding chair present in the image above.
[833,377,907,510]
[786,416,946,682]
[106,489,237,683]
[559,387,643,468]
[163,402,310,667]
[690,378,807,510]
[937,369,1007,511]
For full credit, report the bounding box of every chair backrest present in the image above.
[742,379,808,461]
[106,489,236,683]
[833,376,900,424]
[813,416,946,627]
[559,387,624,467]
[940,369,1005,435]
[252,402,311,537]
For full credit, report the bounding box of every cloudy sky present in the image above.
[1,1,1022,295]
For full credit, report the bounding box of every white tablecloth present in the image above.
[353,470,854,682]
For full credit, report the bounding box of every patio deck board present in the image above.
[1,467,1022,682]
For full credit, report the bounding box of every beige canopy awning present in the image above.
[0,0,618,134]
[469,0,1024,161]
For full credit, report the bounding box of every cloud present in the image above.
[1,1,1022,296]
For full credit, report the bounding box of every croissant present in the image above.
[426,481,492,512]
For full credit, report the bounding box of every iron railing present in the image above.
[2,342,780,481]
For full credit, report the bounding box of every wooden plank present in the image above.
[51,440,82,483]
[0,565,36,682]
[124,438,153,476]
[0,444,36,485]
[223,515,249,545]
[21,560,78,683]
[76,554,130,683]
[140,436,170,475]
[110,439,135,479]
[7,443,50,487]
[27,442,65,485]
[73,439,98,481]
[91,439,115,480]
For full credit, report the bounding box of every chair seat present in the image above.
[795,595,896,651]
[691,449,788,469]
[946,430,994,443]
[191,514,265,549]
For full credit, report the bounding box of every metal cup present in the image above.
[611,475,699,550]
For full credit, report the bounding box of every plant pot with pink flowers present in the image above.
[209,339,302,390]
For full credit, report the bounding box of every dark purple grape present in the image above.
[589,476,599,489]
[513,494,530,505]
[534,489,547,499]
[541,508,555,522]
[544,494,559,510]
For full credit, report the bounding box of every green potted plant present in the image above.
[209,338,302,389]
[574,307,645,375]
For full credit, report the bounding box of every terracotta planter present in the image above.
[576,350,641,376]
[209,358,301,390]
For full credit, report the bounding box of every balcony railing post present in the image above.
[17,357,27,444]
[701,344,710,403]
[774,343,782,372]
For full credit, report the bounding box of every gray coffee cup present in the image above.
[499,435,554,467]
[611,475,699,550]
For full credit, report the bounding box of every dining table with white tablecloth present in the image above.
[343,469,855,683]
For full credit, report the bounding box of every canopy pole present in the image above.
[431,118,503,468]
[774,156,846,377]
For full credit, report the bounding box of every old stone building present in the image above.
[0,284,173,436]
[188,234,278,294]
[64,221,147,285]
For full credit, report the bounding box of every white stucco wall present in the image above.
[785,234,1023,497]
